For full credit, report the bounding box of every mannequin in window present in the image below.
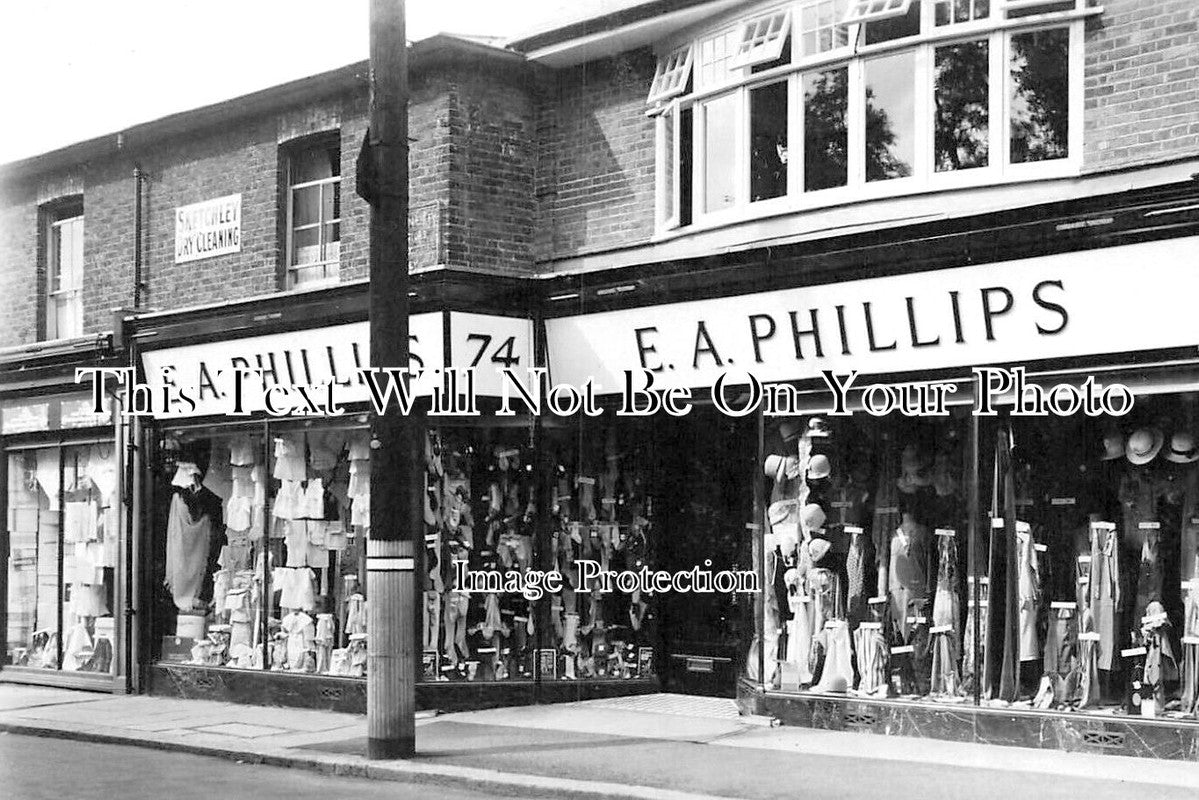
[165,461,223,613]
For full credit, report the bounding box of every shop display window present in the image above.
[150,417,664,685]
[5,444,117,674]
[754,393,1199,722]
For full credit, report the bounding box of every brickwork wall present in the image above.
[0,181,39,346]
[1082,0,1196,171]
[534,48,657,263]
[447,68,537,275]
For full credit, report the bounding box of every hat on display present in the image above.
[1125,427,1164,465]
[783,568,801,588]
[775,523,800,555]
[1100,431,1124,461]
[763,454,801,481]
[800,503,826,533]
[778,420,803,442]
[763,454,785,480]
[1164,432,1199,464]
[807,454,831,480]
[807,537,832,563]
[768,500,798,526]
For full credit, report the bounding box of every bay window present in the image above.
[650,0,1093,232]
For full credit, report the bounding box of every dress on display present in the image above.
[164,486,221,612]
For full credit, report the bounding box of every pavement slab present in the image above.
[2,685,1198,800]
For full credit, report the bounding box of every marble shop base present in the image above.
[148,664,657,714]
[737,680,1199,762]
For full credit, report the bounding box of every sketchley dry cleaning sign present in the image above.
[175,193,241,263]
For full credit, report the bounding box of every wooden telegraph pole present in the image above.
[361,0,419,759]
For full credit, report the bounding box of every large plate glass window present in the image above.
[6,445,117,675]
[1008,27,1069,164]
[864,51,917,182]
[934,39,990,171]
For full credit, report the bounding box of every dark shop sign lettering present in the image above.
[174,194,241,263]
[545,236,1195,393]
[138,313,534,418]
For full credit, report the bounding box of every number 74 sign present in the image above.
[447,312,535,397]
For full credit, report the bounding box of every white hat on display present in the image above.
[1125,427,1164,465]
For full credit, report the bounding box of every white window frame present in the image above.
[652,0,1092,236]
[731,9,793,68]
[648,44,695,105]
[45,207,83,341]
[285,139,342,290]
[797,0,854,59]
[843,0,912,26]
[930,0,995,25]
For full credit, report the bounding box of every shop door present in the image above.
[653,411,755,697]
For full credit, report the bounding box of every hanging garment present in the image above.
[1089,523,1120,670]
[164,489,218,612]
[888,519,927,641]
[1015,522,1041,662]
[1078,609,1102,708]
[809,567,842,631]
[783,590,814,688]
[1140,602,1178,714]
[854,622,889,696]
[845,527,869,626]
[443,592,469,666]
[813,620,853,692]
[961,578,988,697]
[273,436,307,482]
[929,532,962,696]
[1043,604,1082,705]
[274,567,316,611]
[872,446,901,597]
[1135,529,1163,623]
[1182,639,1199,717]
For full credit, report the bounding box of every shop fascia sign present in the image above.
[131,312,532,418]
[0,393,112,434]
[546,236,1198,395]
[174,194,241,263]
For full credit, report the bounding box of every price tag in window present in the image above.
[891,645,914,655]
[929,625,952,634]
[1121,647,1147,658]
[1051,497,1076,506]
[934,528,956,538]
[1138,521,1161,530]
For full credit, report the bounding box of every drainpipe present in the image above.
[133,165,144,309]
[122,164,145,694]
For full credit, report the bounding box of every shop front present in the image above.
[0,335,129,691]
[127,279,662,711]
[542,184,1199,758]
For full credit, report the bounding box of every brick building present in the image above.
[2,0,1199,761]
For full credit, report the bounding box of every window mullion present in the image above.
[848,57,866,188]
[1067,21,1083,167]
[738,86,750,207]
[988,29,1005,175]
[914,42,933,186]
[998,29,1012,171]
[787,72,802,200]
[654,113,667,229]
[672,105,682,224]
[694,102,708,217]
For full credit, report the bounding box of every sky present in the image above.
[0,0,593,165]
